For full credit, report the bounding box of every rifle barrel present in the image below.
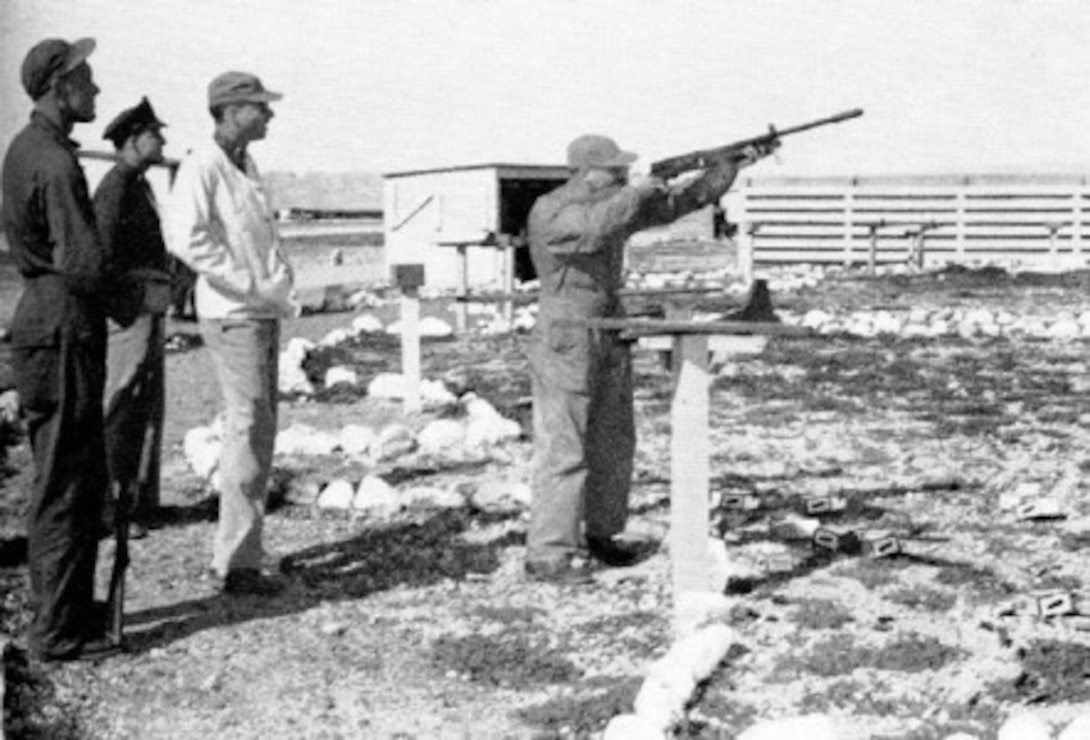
[78,149,180,172]
[773,108,864,138]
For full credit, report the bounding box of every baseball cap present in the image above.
[208,71,283,107]
[566,134,638,170]
[103,97,167,147]
[21,37,96,100]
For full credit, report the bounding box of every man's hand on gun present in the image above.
[738,139,780,168]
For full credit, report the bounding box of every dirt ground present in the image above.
[5,261,1090,739]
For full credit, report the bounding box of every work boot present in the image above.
[32,635,123,663]
[586,535,653,568]
[222,569,285,597]
[524,556,594,585]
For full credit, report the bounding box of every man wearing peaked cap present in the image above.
[523,133,776,584]
[102,96,167,148]
[2,37,125,661]
[93,97,172,547]
[165,71,295,596]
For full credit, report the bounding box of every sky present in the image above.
[2,0,1090,179]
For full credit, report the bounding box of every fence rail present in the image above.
[736,174,1090,268]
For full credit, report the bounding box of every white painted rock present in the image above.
[662,623,732,681]
[282,336,316,362]
[373,424,417,461]
[997,713,1051,740]
[801,309,833,329]
[469,481,531,512]
[465,415,522,448]
[871,311,903,335]
[404,486,465,510]
[353,475,401,517]
[513,306,536,332]
[674,592,734,635]
[324,365,358,388]
[368,372,406,399]
[0,390,19,425]
[632,624,733,732]
[316,479,355,509]
[420,379,457,407]
[632,676,691,732]
[183,426,221,479]
[320,328,352,347]
[275,424,340,457]
[278,364,315,396]
[1049,319,1082,340]
[386,316,454,338]
[351,312,384,334]
[602,714,663,740]
[417,418,466,455]
[737,715,837,740]
[1059,713,1090,740]
[338,424,376,457]
[463,394,502,421]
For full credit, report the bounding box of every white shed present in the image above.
[383,163,570,291]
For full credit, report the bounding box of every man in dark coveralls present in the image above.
[0,37,120,661]
[94,98,173,540]
[525,134,774,584]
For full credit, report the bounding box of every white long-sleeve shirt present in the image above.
[165,141,297,319]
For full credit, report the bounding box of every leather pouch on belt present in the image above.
[11,325,60,411]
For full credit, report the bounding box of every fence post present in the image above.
[1045,222,1066,271]
[954,187,967,261]
[867,222,882,277]
[744,222,760,286]
[843,187,855,269]
[1075,181,1085,261]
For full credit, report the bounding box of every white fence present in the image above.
[734,174,1090,269]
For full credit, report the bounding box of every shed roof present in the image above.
[383,162,570,180]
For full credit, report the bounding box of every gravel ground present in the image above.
[5,264,1090,738]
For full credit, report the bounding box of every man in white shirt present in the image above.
[166,71,296,596]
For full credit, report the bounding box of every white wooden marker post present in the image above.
[393,264,425,414]
[575,318,810,620]
[670,333,712,595]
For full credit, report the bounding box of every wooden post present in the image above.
[843,188,855,269]
[400,288,421,413]
[670,334,711,600]
[744,222,760,287]
[1074,183,1085,261]
[500,236,514,327]
[454,244,468,333]
[393,264,425,413]
[867,222,882,277]
[664,301,694,377]
[1045,222,1066,269]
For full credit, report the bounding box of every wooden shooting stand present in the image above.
[570,317,810,615]
[434,233,521,332]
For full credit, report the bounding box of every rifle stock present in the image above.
[649,108,864,180]
[105,316,163,647]
[106,481,130,647]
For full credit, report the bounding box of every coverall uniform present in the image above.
[94,161,168,521]
[526,166,739,567]
[1,112,112,658]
